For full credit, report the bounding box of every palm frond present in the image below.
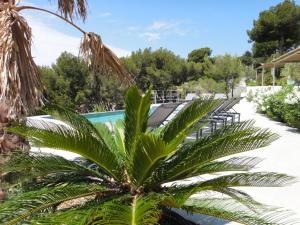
[213,187,263,211]
[96,195,161,225]
[29,206,97,225]
[124,86,152,156]
[3,152,105,189]
[28,194,122,225]
[9,119,122,181]
[0,184,107,224]
[93,122,124,163]
[190,156,263,176]
[0,8,43,116]
[130,133,169,187]
[56,0,88,22]
[114,119,126,159]
[151,121,277,184]
[45,105,125,165]
[44,104,101,138]
[170,172,295,200]
[79,32,133,83]
[194,172,296,189]
[160,98,220,151]
[184,198,297,225]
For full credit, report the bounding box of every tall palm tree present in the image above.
[1,86,295,224]
[0,0,131,146]
[0,0,131,199]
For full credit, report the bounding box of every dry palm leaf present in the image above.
[55,0,88,22]
[0,8,43,117]
[80,32,133,84]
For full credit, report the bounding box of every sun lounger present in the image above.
[148,102,181,128]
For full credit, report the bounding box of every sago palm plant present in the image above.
[1,86,296,225]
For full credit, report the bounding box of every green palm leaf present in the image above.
[97,195,160,225]
[130,133,170,187]
[124,86,152,156]
[44,104,101,139]
[29,206,98,225]
[3,153,105,189]
[197,172,295,188]
[184,198,296,225]
[169,172,295,203]
[152,121,277,184]
[160,98,220,150]
[0,184,107,225]
[94,122,125,165]
[114,119,126,159]
[9,120,122,181]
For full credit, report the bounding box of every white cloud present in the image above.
[140,32,161,41]
[144,20,188,40]
[99,12,112,17]
[149,21,173,30]
[23,14,130,66]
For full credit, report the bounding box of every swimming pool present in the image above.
[30,106,158,124]
[85,110,125,123]
[84,106,158,124]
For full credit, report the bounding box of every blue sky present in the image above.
[22,0,300,65]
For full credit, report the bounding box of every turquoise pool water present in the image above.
[84,107,157,124]
[85,110,125,123]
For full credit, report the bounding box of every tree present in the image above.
[40,66,73,109]
[207,54,245,98]
[123,48,202,91]
[1,86,295,224]
[187,47,212,63]
[248,0,300,58]
[123,48,205,91]
[40,52,127,112]
[240,51,254,66]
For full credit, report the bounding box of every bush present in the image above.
[253,86,300,130]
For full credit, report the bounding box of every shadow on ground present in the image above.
[174,209,229,225]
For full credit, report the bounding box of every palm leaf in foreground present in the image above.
[3,86,297,225]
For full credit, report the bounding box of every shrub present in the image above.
[252,86,300,130]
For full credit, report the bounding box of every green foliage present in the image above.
[206,54,245,97]
[40,66,72,108]
[40,49,245,113]
[255,86,300,130]
[122,48,204,90]
[240,51,254,66]
[177,77,226,94]
[187,47,212,63]
[3,86,296,225]
[40,52,126,113]
[248,0,300,58]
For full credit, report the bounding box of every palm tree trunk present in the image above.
[0,104,29,201]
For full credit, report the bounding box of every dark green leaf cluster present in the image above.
[248,0,300,58]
